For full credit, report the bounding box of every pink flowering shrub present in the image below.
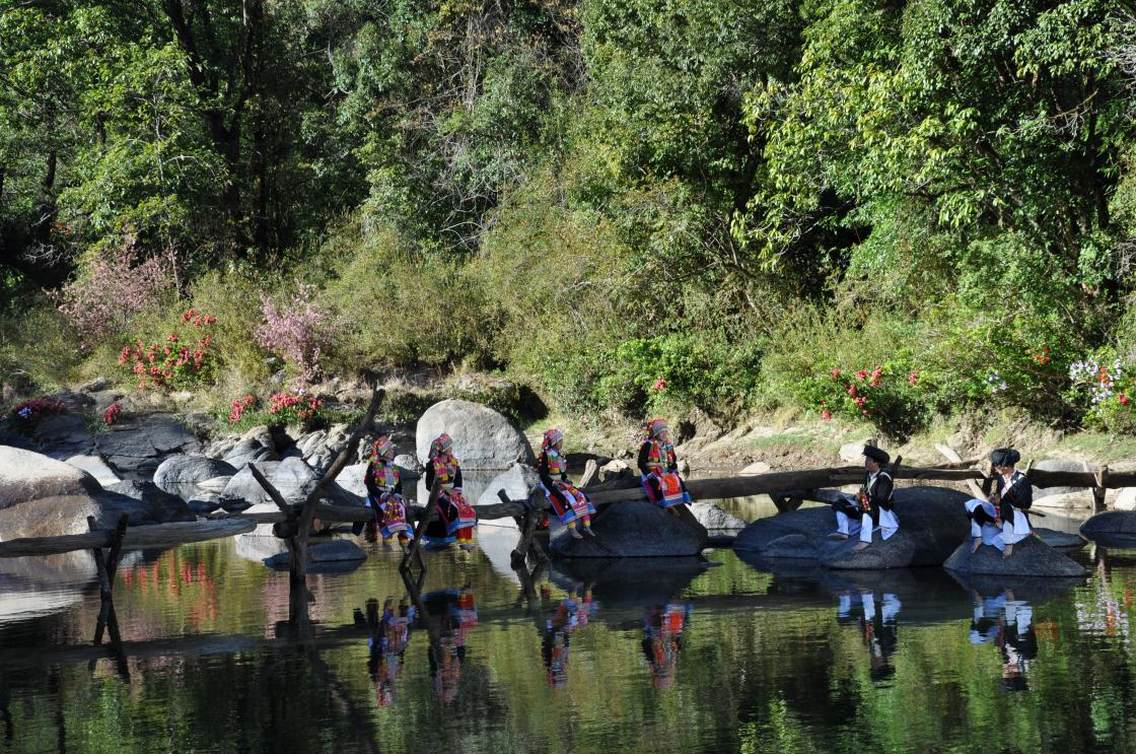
[267,391,324,425]
[228,394,258,424]
[253,285,336,383]
[53,248,173,348]
[119,308,217,390]
[792,361,929,439]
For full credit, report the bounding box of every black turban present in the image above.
[990,448,1021,467]
[863,446,890,465]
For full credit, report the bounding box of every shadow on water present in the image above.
[548,556,714,610]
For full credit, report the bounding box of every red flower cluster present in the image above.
[829,365,888,417]
[228,394,258,424]
[908,370,920,386]
[119,310,216,389]
[181,308,217,327]
[652,377,668,392]
[1031,346,1052,366]
[1120,394,1131,407]
[103,402,122,426]
[268,391,323,422]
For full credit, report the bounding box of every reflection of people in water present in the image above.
[427,585,479,703]
[968,589,1038,692]
[856,592,900,682]
[359,596,416,707]
[642,602,692,689]
[539,588,598,688]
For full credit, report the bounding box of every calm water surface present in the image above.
[0,525,1133,754]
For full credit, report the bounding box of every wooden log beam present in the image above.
[0,518,257,558]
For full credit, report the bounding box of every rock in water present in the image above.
[1034,527,1086,549]
[549,500,707,558]
[222,457,320,506]
[735,486,972,569]
[1080,511,1136,547]
[262,538,367,573]
[64,454,121,487]
[415,399,534,469]
[943,534,1088,577]
[689,502,746,532]
[0,445,102,504]
[153,455,237,495]
[95,414,200,478]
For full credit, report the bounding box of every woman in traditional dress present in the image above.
[362,436,409,545]
[538,428,596,539]
[637,418,692,513]
[422,433,477,549]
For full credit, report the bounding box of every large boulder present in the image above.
[1080,511,1136,547]
[221,438,280,468]
[1115,487,1136,512]
[104,480,194,524]
[415,399,533,469]
[222,457,318,506]
[943,534,1088,577]
[0,445,102,504]
[734,486,972,569]
[153,454,237,495]
[1034,527,1086,549]
[94,414,201,479]
[549,500,707,558]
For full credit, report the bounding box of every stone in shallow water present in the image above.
[415,399,534,469]
[104,480,194,524]
[262,539,367,572]
[153,454,237,493]
[1034,527,1086,549]
[1079,511,1136,547]
[549,500,707,558]
[942,533,1088,577]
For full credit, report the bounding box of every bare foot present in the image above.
[828,532,849,541]
[570,527,584,540]
[583,527,596,537]
[970,538,981,553]
[852,542,870,552]
[1002,543,1014,559]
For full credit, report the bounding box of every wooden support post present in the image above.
[1094,465,1109,513]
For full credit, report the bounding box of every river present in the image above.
[0,518,1132,753]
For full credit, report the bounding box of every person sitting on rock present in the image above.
[829,445,898,551]
[538,428,596,539]
[423,433,477,550]
[990,447,1033,559]
[361,436,409,545]
[638,418,692,514]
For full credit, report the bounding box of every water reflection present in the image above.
[641,602,692,690]
[836,591,900,683]
[537,587,598,688]
[358,596,416,707]
[966,589,1039,692]
[422,586,478,703]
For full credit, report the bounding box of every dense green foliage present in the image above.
[4,0,1136,436]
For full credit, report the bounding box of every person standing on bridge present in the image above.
[829,445,898,550]
[638,418,692,514]
[538,428,596,539]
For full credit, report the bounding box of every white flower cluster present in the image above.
[1068,357,1124,405]
[985,370,1008,393]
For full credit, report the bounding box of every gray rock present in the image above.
[943,534,1088,577]
[1031,458,1091,499]
[415,399,534,469]
[79,376,110,393]
[188,498,222,515]
[153,454,237,494]
[839,439,874,463]
[1115,488,1136,512]
[741,461,772,475]
[598,459,634,483]
[262,539,367,571]
[95,414,200,479]
[477,463,541,507]
[222,457,318,506]
[205,436,239,459]
[0,446,103,506]
[689,502,746,532]
[1034,528,1086,549]
[64,454,121,487]
[337,463,370,499]
[100,481,194,524]
[222,438,279,467]
[32,413,95,457]
[735,486,973,569]
[1080,511,1136,547]
[549,500,707,558]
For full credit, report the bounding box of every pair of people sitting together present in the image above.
[538,417,693,537]
[829,444,1033,557]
